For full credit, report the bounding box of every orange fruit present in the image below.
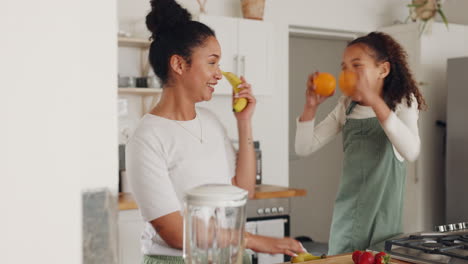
[339,70,357,96]
[314,72,336,96]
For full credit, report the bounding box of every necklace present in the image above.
[174,114,203,143]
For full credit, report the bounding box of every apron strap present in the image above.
[345,101,359,116]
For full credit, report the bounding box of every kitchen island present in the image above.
[279,253,412,264]
[119,184,307,210]
[118,184,307,264]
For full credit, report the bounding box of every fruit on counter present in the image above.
[358,252,375,264]
[222,71,248,112]
[339,70,357,96]
[374,252,391,264]
[313,72,336,97]
[291,252,326,263]
[352,250,364,264]
[352,250,390,264]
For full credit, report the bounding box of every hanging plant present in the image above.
[406,0,449,35]
[196,0,208,14]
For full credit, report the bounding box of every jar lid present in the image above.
[184,184,248,207]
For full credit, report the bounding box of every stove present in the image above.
[385,222,468,264]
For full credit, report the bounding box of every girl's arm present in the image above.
[371,95,421,161]
[296,97,347,156]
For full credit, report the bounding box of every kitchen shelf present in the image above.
[118,37,150,48]
[118,88,162,94]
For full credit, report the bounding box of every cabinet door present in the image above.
[256,218,285,263]
[199,15,239,95]
[119,210,144,264]
[238,19,273,95]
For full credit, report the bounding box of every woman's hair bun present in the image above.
[146,0,192,38]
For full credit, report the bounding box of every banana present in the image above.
[222,71,248,112]
[291,252,326,263]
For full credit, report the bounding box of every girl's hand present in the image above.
[352,69,380,106]
[233,76,256,121]
[246,234,305,257]
[305,72,333,108]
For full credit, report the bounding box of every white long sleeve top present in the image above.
[295,96,421,162]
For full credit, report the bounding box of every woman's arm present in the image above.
[149,212,306,256]
[150,212,184,249]
[231,77,256,198]
[231,119,256,198]
[126,133,184,247]
[245,232,305,257]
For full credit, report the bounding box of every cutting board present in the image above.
[279,254,403,264]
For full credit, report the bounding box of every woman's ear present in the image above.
[380,61,391,79]
[169,54,186,75]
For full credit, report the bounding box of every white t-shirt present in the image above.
[295,95,421,162]
[125,107,236,256]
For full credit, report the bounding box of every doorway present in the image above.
[288,29,354,244]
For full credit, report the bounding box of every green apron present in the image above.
[143,252,252,264]
[328,101,406,255]
[143,255,184,264]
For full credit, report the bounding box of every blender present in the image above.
[183,184,248,264]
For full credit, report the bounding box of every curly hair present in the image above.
[145,0,215,86]
[348,32,427,111]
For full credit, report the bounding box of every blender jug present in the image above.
[184,184,248,264]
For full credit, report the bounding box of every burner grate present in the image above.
[385,234,468,262]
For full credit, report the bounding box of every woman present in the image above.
[126,0,304,263]
[295,32,426,255]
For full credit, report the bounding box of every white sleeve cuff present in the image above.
[296,116,315,129]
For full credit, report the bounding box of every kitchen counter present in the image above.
[118,184,307,210]
[279,253,412,264]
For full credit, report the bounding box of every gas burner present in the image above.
[422,242,445,249]
[385,231,468,263]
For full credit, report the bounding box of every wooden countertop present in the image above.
[279,253,412,264]
[119,184,307,211]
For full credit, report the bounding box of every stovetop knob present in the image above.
[447,224,456,232]
[455,222,465,230]
[462,222,468,229]
[435,225,447,232]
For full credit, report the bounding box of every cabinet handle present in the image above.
[234,55,240,76]
[241,55,246,77]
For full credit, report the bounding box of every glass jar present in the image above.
[183,184,248,264]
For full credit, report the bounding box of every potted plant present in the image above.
[407,0,449,35]
[240,0,265,20]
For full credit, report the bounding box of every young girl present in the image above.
[126,0,304,263]
[295,32,426,255]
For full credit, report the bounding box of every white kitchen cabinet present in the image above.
[379,22,468,232]
[198,15,274,95]
[118,209,144,264]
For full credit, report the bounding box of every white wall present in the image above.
[0,0,117,263]
[436,0,468,25]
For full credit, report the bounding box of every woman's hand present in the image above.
[304,72,333,108]
[233,76,256,121]
[245,233,305,257]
